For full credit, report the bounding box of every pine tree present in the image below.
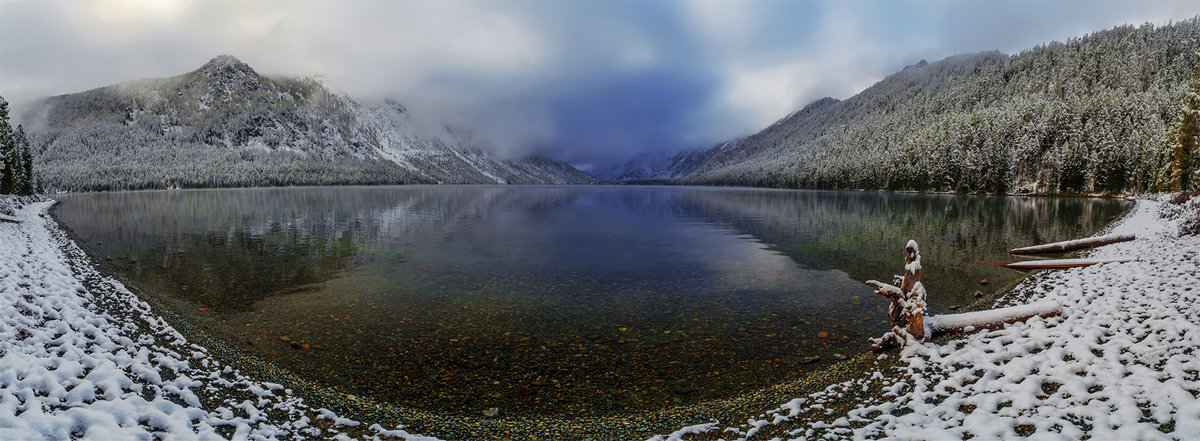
[17,125,33,195]
[6,129,25,196]
[0,98,13,195]
[1095,131,1127,194]
[1167,50,1200,192]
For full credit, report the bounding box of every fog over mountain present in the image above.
[2,1,1196,169]
[593,141,733,183]
[25,56,597,191]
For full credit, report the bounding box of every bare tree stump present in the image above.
[866,240,927,350]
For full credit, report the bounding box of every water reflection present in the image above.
[53,186,1129,417]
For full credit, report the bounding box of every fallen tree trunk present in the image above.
[927,300,1062,336]
[0,214,19,224]
[1009,234,1135,254]
[1001,258,1133,269]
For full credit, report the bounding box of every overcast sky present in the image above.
[0,1,1196,169]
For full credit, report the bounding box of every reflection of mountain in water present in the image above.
[665,189,1130,304]
[51,186,1132,417]
[55,187,1129,313]
[52,187,594,311]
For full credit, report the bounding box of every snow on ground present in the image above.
[6,193,1197,441]
[653,197,1200,441]
[0,198,436,440]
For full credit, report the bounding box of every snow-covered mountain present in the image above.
[593,141,733,183]
[24,55,597,192]
[684,19,1200,194]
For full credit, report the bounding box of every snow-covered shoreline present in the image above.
[0,198,435,440]
[653,196,1200,440]
[4,194,1197,440]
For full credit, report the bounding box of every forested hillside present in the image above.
[23,56,596,192]
[684,19,1200,194]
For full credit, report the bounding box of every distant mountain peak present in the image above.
[28,56,599,191]
[203,54,249,69]
[185,55,265,98]
[192,55,258,82]
[593,141,733,182]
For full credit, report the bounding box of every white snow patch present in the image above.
[649,197,1200,440]
[0,198,440,440]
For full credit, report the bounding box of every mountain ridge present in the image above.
[683,19,1200,194]
[26,55,597,192]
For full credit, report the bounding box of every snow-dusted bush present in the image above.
[1159,191,1200,235]
[1178,192,1200,236]
[0,195,15,216]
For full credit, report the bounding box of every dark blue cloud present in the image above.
[539,68,721,165]
[1,1,1196,170]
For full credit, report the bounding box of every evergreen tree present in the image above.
[1095,131,1127,194]
[0,98,13,195]
[1167,50,1200,191]
[17,125,33,195]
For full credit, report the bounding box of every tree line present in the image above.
[686,19,1200,195]
[0,98,35,195]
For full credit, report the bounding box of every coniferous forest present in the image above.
[685,19,1200,194]
[0,97,36,195]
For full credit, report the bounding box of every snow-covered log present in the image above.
[1009,234,1135,254]
[926,301,1062,335]
[0,214,19,223]
[1002,258,1133,269]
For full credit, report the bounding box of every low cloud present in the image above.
[1,0,1195,167]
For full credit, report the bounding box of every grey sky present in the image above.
[0,0,1195,168]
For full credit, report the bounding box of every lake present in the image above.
[52,186,1130,417]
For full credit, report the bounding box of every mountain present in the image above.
[683,19,1200,194]
[23,55,597,192]
[592,141,734,182]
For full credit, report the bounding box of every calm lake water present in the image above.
[53,186,1130,417]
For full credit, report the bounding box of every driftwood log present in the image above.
[926,301,1062,337]
[1001,258,1132,269]
[1009,234,1135,254]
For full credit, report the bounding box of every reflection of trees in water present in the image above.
[51,186,1133,416]
[666,190,1131,302]
[53,187,593,312]
[54,186,591,252]
[124,226,360,312]
[55,187,1130,313]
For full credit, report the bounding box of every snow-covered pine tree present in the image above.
[1095,130,1127,194]
[1167,50,1200,191]
[0,98,14,195]
[16,125,33,195]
